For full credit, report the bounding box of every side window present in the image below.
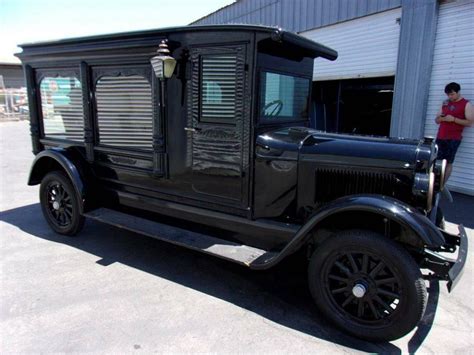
[259,71,310,122]
[200,54,237,124]
[95,74,153,151]
[39,75,84,141]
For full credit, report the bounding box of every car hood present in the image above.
[256,127,435,172]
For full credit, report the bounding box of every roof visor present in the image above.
[271,29,338,61]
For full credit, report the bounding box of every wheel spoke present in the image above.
[342,294,355,307]
[375,277,396,286]
[374,295,393,314]
[369,261,385,278]
[367,299,380,319]
[64,211,71,224]
[59,186,65,199]
[328,274,349,283]
[334,261,352,276]
[357,300,365,317]
[378,288,400,299]
[64,208,73,217]
[347,253,358,272]
[362,254,369,273]
[331,286,348,295]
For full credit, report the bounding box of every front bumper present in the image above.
[422,224,468,292]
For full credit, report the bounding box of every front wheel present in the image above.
[39,171,85,236]
[308,229,427,341]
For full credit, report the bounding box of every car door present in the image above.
[186,44,249,208]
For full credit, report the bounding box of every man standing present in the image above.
[435,82,473,181]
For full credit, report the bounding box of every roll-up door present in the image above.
[424,1,474,196]
[301,8,402,81]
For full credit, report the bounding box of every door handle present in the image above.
[184,127,201,132]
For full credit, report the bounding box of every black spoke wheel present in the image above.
[40,171,84,236]
[308,230,427,341]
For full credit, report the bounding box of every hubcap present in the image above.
[352,283,367,298]
[53,201,60,210]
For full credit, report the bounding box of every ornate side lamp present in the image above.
[150,40,177,79]
[150,40,176,179]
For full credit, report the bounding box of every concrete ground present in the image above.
[1,120,473,353]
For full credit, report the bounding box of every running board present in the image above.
[84,208,277,267]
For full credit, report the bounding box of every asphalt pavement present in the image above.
[1,121,473,353]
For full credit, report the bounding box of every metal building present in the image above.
[0,62,27,120]
[192,0,474,195]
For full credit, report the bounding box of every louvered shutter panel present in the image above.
[40,76,84,141]
[96,75,153,150]
[201,55,237,123]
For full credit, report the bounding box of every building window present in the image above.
[95,74,153,151]
[39,75,84,141]
[200,54,237,124]
[259,71,310,122]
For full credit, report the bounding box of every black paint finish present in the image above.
[18,24,459,263]
[17,26,469,342]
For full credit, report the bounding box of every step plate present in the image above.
[84,208,276,267]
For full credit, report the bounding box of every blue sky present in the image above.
[0,0,234,63]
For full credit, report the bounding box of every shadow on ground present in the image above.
[1,203,441,353]
[440,191,474,229]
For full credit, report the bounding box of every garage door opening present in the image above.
[311,76,395,137]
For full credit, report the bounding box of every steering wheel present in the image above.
[262,99,283,117]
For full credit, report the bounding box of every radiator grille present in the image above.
[314,168,401,202]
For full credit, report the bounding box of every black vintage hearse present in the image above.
[17,25,467,341]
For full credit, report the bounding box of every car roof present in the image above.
[16,24,337,61]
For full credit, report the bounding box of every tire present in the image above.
[39,171,85,236]
[308,229,427,341]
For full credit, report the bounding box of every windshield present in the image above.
[259,71,311,122]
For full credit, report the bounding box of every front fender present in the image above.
[251,194,445,270]
[28,149,86,211]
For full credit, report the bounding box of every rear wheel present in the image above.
[40,171,85,236]
[308,229,427,341]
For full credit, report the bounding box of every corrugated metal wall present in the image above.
[424,0,474,196]
[192,0,401,33]
[302,8,401,81]
[0,65,25,88]
[390,0,439,140]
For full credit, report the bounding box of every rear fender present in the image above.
[28,149,86,213]
[251,194,445,270]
